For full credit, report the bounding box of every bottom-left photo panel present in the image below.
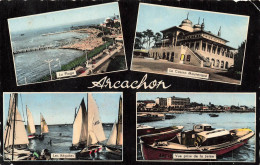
[3,92,123,161]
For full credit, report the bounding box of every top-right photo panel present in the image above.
[131,3,249,85]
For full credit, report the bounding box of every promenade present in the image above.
[131,57,240,84]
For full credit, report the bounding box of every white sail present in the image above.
[106,121,117,145]
[4,94,29,149]
[117,96,123,145]
[40,113,49,134]
[87,93,106,145]
[26,106,36,134]
[72,99,88,145]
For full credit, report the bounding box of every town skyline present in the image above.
[137,93,255,107]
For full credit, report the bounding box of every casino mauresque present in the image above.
[147,14,237,70]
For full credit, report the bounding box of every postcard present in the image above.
[131,3,249,85]
[8,2,127,86]
[3,92,123,161]
[136,92,256,162]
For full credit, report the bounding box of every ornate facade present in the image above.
[149,14,237,70]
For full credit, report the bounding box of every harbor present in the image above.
[137,112,255,161]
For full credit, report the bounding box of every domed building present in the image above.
[150,14,236,70]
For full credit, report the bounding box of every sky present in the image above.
[8,2,119,33]
[136,3,249,48]
[3,92,122,126]
[137,93,255,107]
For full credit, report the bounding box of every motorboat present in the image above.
[141,124,254,160]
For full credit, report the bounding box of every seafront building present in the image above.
[155,96,190,108]
[148,14,237,70]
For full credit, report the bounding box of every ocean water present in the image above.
[9,18,106,85]
[28,124,121,160]
[137,112,255,162]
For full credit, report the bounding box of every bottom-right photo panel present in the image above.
[136,92,256,162]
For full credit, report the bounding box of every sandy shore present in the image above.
[61,28,104,51]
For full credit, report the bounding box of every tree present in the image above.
[134,32,145,49]
[152,32,162,46]
[234,41,246,72]
[143,29,154,49]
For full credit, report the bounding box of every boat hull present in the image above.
[140,127,183,145]
[79,145,102,156]
[105,146,122,156]
[141,139,249,160]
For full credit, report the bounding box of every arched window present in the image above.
[230,52,233,58]
[225,61,229,69]
[186,55,191,62]
[216,60,220,67]
[211,58,215,67]
[163,52,166,59]
[206,57,210,63]
[167,52,170,60]
[171,52,175,62]
[221,61,224,68]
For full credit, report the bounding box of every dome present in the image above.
[181,19,192,24]
[179,18,193,32]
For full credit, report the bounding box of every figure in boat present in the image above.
[70,93,106,157]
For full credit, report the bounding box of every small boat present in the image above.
[38,113,49,140]
[137,113,165,123]
[70,93,106,156]
[4,93,31,160]
[137,124,155,137]
[141,124,254,160]
[165,114,176,119]
[105,96,123,156]
[139,126,184,145]
[26,106,37,139]
[209,114,219,117]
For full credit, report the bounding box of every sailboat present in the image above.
[70,93,106,156]
[4,93,31,160]
[26,105,36,139]
[105,96,123,156]
[38,113,49,140]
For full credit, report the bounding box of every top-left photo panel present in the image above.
[8,2,127,86]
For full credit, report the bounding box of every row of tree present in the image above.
[134,29,162,49]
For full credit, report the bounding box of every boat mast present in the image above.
[26,105,28,133]
[12,93,18,160]
[116,96,122,145]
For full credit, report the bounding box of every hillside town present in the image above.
[137,96,255,112]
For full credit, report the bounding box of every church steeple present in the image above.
[218,26,221,37]
[197,17,200,24]
[187,12,189,19]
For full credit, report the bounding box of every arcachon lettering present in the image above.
[88,74,171,89]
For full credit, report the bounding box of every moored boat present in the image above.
[139,126,184,145]
[137,124,155,137]
[137,113,165,123]
[141,124,254,160]
[209,114,219,117]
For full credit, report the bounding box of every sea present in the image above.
[28,123,121,160]
[137,112,255,162]
[9,17,111,85]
